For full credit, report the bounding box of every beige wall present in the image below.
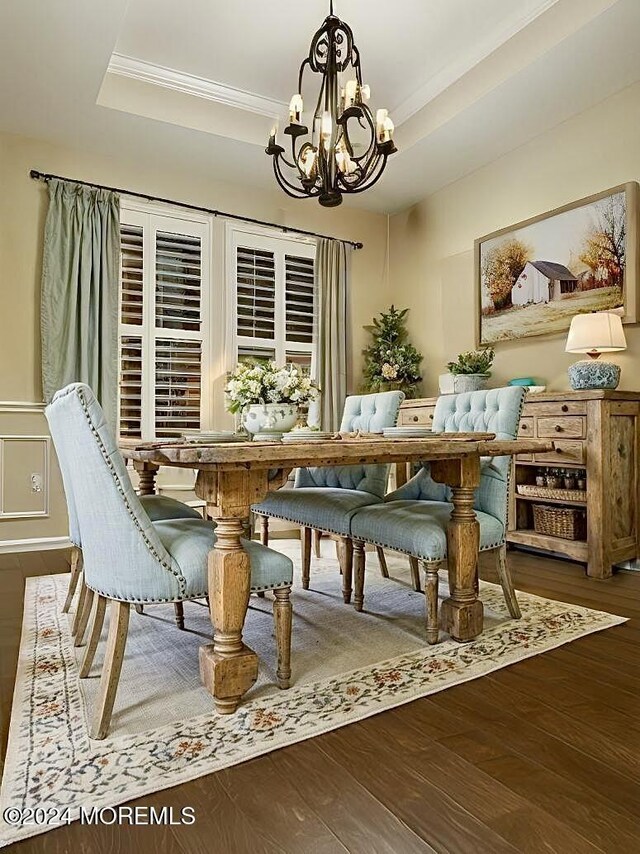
[390,81,640,396]
[0,130,390,544]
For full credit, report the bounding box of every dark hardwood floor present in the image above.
[1,547,639,853]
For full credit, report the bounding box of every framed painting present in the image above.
[475,182,639,346]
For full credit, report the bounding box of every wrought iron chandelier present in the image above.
[266,1,397,207]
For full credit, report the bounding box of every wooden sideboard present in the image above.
[398,391,640,578]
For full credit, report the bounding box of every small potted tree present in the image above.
[446,347,495,393]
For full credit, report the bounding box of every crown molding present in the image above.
[392,0,560,125]
[108,53,286,119]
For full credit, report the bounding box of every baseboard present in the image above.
[0,535,71,554]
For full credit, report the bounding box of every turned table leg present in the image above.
[133,460,160,495]
[431,456,483,643]
[195,469,260,714]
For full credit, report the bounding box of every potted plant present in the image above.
[362,306,423,398]
[225,360,319,436]
[445,347,495,393]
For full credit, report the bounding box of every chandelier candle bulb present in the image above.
[344,79,358,106]
[289,94,303,124]
[321,111,333,148]
[360,84,370,101]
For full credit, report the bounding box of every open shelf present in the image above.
[507,529,588,561]
[515,493,587,508]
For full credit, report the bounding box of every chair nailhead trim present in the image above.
[73,386,187,597]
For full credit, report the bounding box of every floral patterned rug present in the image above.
[0,551,625,848]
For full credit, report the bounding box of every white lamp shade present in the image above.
[565,312,627,354]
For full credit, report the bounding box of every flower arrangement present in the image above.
[362,305,423,398]
[446,347,495,376]
[225,360,319,414]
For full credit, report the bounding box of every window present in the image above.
[231,229,316,377]
[118,208,210,439]
[117,209,316,439]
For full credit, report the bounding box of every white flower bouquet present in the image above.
[225,361,319,414]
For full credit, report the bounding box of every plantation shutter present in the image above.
[118,210,209,439]
[236,247,276,340]
[232,232,316,371]
[285,255,315,344]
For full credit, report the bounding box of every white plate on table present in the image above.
[282,432,335,443]
[181,431,248,443]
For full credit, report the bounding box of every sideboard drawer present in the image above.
[537,416,586,439]
[399,408,435,427]
[535,439,585,465]
[518,417,535,437]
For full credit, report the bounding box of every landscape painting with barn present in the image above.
[477,186,632,345]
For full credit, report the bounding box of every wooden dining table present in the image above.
[122,434,552,714]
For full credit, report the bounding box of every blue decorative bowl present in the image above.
[508,377,535,387]
[568,360,621,390]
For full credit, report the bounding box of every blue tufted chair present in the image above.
[46,384,295,739]
[60,454,202,631]
[350,386,526,642]
[252,391,404,602]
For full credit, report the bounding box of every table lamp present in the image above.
[565,311,626,390]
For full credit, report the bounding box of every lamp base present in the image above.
[568,360,621,390]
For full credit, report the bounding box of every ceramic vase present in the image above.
[242,403,299,436]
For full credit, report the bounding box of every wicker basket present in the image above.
[532,504,587,540]
[517,484,586,502]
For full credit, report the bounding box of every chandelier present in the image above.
[266,1,397,207]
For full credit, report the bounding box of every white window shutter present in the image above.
[236,247,276,340]
[119,336,143,437]
[285,254,315,344]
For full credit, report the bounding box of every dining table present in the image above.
[121,433,553,714]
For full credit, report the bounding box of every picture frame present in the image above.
[475,182,639,346]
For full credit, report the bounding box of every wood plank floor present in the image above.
[1,548,639,853]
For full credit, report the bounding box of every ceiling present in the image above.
[1,0,639,213]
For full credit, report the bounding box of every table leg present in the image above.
[133,460,159,495]
[195,470,261,714]
[431,457,483,642]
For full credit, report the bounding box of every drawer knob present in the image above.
[561,405,569,413]
[556,447,564,454]
[429,414,433,420]
[555,425,563,432]
[521,423,528,430]
[412,415,419,422]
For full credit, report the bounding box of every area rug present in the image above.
[0,540,625,847]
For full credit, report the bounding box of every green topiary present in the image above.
[362,305,423,398]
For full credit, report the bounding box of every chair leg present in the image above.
[256,591,266,598]
[134,603,144,615]
[423,561,442,644]
[273,587,292,689]
[74,585,94,647]
[494,545,521,619]
[353,540,366,612]
[79,595,107,677]
[174,601,185,630]
[91,600,130,740]
[376,546,389,578]
[71,577,87,636]
[259,514,269,546]
[301,526,312,589]
[63,547,83,614]
[339,537,353,604]
[409,557,422,592]
[313,528,322,558]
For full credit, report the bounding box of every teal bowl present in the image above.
[508,377,535,387]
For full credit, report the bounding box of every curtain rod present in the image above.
[29,169,364,250]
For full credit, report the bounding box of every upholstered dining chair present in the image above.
[61,473,203,631]
[349,386,526,642]
[46,383,294,739]
[252,391,404,602]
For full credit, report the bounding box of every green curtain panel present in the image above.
[41,179,120,428]
[316,238,352,431]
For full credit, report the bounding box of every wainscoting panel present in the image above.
[0,402,69,553]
